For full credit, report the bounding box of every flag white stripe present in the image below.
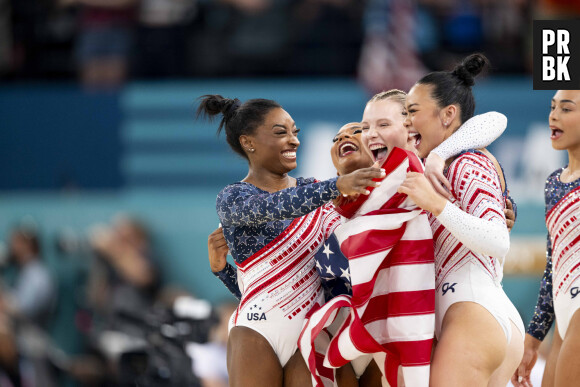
[366,314,435,344]
[401,214,433,240]
[402,365,431,387]
[371,264,435,296]
[349,249,393,284]
[355,161,409,217]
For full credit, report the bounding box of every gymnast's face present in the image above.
[405,84,451,159]
[361,99,413,165]
[331,123,374,175]
[242,108,300,173]
[550,90,580,151]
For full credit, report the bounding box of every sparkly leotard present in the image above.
[215,177,341,366]
[528,168,580,340]
[214,177,348,299]
[430,150,524,341]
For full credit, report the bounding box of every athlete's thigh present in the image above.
[431,302,507,386]
[543,323,563,387]
[283,350,313,387]
[555,310,580,387]
[227,326,283,387]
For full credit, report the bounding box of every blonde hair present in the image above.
[367,89,407,106]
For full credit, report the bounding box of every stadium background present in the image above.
[0,0,578,383]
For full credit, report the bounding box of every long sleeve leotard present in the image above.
[214,177,340,299]
[527,168,580,340]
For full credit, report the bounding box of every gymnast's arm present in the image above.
[401,153,510,258]
[425,112,507,198]
[527,237,555,341]
[208,227,241,300]
[434,153,510,258]
[216,178,341,227]
[431,111,507,160]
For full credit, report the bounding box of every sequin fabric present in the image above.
[430,150,510,285]
[213,177,340,298]
[527,167,580,341]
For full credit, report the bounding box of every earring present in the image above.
[248,148,255,152]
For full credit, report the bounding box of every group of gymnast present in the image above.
[201,52,580,387]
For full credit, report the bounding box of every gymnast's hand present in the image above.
[505,196,515,232]
[336,162,385,196]
[511,334,540,387]
[423,152,452,199]
[397,172,448,216]
[208,227,229,273]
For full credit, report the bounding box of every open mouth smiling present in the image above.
[408,132,421,148]
[339,141,359,157]
[368,143,388,161]
[281,150,297,160]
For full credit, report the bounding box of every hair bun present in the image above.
[196,94,241,120]
[452,53,488,87]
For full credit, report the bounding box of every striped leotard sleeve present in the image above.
[214,262,241,300]
[432,112,507,161]
[217,177,340,227]
[526,236,555,341]
[435,152,510,258]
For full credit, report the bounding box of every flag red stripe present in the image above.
[361,290,435,323]
[388,239,435,266]
[386,339,433,366]
[341,227,405,259]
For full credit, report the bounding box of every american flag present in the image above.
[298,147,435,387]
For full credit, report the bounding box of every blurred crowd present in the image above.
[0,215,234,387]
[3,0,572,92]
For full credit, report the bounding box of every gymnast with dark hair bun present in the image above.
[197,95,384,387]
[398,53,525,386]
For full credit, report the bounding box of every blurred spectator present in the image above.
[59,0,139,90]
[0,225,56,387]
[4,0,536,81]
[187,301,237,387]
[288,0,363,76]
[87,214,159,320]
[133,0,197,78]
[60,214,160,385]
[192,0,293,76]
[538,0,580,15]
[358,0,531,93]
[416,0,530,74]
[358,0,426,93]
[9,0,77,80]
[0,227,56,325]
[0,0,11,75]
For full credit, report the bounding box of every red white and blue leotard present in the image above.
[528,168,580,341]
[430,150,524,341]
[215,177,340,366]
[532,168,580,339]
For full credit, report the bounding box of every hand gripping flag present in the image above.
[298,147,435,387]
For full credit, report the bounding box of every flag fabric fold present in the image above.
[299,147,435,387]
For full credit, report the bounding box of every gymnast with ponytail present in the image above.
[197,95,384,387]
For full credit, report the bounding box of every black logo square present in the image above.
[533,20,580,90]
